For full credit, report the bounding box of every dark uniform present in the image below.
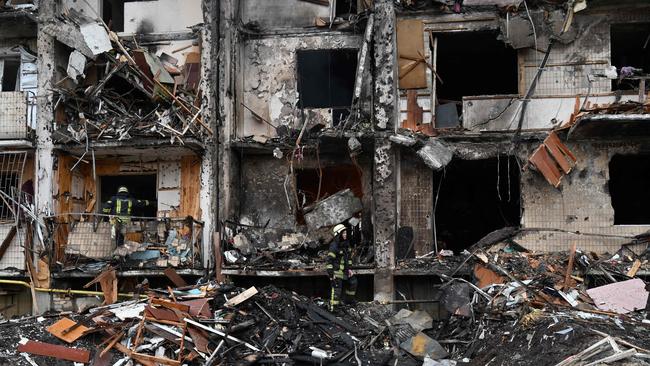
[326,236,357,309]
[102,188,153,246]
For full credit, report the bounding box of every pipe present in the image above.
[0,279,147,299]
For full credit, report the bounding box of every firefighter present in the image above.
[102,186,154,247]
[326,224,357,310]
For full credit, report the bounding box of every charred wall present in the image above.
[237,147,373,235]
[518,139,650,253]
[238,33,364,138]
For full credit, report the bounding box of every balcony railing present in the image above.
[48,213,203,273]
[0,91,30,140]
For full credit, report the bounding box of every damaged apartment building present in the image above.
[0,0,215,315]
[0,0,650,317]
[214,0,650,306]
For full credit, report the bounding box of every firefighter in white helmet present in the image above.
[326,223,357,310]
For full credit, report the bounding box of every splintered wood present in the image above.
[225,286,258,307]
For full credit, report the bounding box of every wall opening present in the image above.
[295,164,363,223]
[100,174,157,217]
[432,156,520,252]
[432,31,518,121]
[296,49,358,124]
[336,0,357,18]
[610,23,650,91]
[609,154,650,225]
[0,59,20,92]
[102,0,148,32]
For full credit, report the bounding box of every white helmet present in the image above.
[332,224,346,236]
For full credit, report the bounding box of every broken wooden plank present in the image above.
[84,268,118,305]
[17,340,91,363]
[164,267,188,288]
[46,317,90,343]
[563,242,577,291]
[225,286,258,307]
[627,259,642,277]
[152,298,191,312]
[0,226,17,260]
[179,298,212,318]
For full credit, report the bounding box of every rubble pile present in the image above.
[391,239,650,365]
[49,10,209,145]
[2,278,398,366]
[53,216,204,273]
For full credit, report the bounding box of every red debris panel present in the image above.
[528,131,577,187]
[17,340,91,363]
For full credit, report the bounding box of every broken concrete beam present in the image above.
[42,10,112,58]
[416,138,452,170]
[389,134,417,146]
[304,189,363,229]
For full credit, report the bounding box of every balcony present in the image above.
[0,91,31,141]
[48,213,204,276]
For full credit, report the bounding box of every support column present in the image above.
[372,0,399,302]
[200,0,218,268]
[35,1,56,218]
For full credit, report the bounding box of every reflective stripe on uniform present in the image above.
[116,199,121,214]
[128,199,132,215]
[327,252,337,258]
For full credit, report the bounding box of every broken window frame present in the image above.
[0,57,21,92]
[609,22,650,93]
[423,19,519,129]
[295,48,359,126]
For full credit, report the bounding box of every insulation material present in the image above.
[397,19,427,89]
[158,162,181,189]
[158,189,181,213]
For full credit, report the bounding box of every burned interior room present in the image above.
[4,0,650,365]
[608,154,650,225]
[433,31,519,116]
[432,155,521,253]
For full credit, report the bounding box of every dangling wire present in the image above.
[496,152,502,202]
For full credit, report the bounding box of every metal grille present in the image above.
[49,213,203,272]
[0,151,28,271]
[0,152,27,221]
[400,155,433,258]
